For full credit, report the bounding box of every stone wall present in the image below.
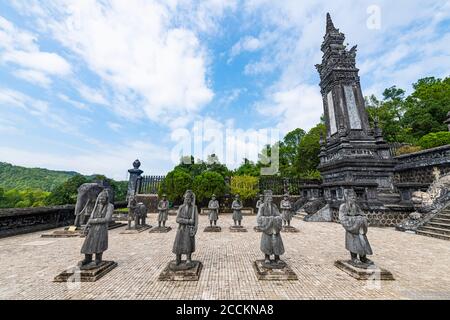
[0,201,128,239]
[0,205,75,239]
[330,206,410,227]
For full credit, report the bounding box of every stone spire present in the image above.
[326,13,337,34]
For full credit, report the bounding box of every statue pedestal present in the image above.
[158,261,203,281]
[54,261,117,282]
[282,226,299,233]
[107,221,126,230]
[229,226,248,232]
[204,226,222,232]
[334,260,394,281]
[149,226,172,233]
[41,226,83,238]
[254,226,262,232]
[120,225,152,234]
[253,260,298,281]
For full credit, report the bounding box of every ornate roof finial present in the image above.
[326,13,338,34]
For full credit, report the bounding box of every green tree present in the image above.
[45,175,88,206]
[366,87,412,143]
[295,123,326,178]
[159,169,193,204]
[192,171,227,203]
[230,175,259,201]
[279,128,306,177]
[402,77,450,139]
[233,159,260,177]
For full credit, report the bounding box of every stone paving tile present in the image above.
[0,214,449,300]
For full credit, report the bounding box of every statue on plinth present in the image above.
[232,194,243,227]
[339,189,373,267]
[172,190,199,268]
[79,190,114,269]
[256,194,264,212]
[208,194,220,227]
[157,194,170,228]
[280,194,293,227]
[127,195,138,230]
[256,190,285,268]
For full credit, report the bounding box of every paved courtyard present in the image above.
[0,214,449,300]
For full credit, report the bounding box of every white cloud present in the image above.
[107,122,123,132]
[0,16,71,86]
[241,0,450,131]
[13,69,52,87]
[14,0,218,128]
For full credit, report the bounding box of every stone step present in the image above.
[416,230,450,241]
[417,225,450,236]
[427,221,450,230]
[431,217,450,223]
[294,211,308,221]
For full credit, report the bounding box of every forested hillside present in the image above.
[0,162,78,192]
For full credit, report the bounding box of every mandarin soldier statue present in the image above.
[339,189,374,266]
[256,190,285,267]
[172,190,199,268]
[157,194,170,228]
[79,190,114,269]
[208,194,220,227]
[280,194,293,227]
[232,194,243,227]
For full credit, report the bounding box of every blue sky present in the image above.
[0,0,449,179]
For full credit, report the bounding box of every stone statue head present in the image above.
[184,190,195,206]
[212,194,216,200]
[344,189,357,203]
[235,194,240,200]
[283,193,289,200]
[97,190,109,206]
[259,194,264,200]
[162,194,167,200]
[264,190,273,204]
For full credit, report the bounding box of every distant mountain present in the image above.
[0,162,80,192]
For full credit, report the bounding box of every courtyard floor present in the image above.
[0,214,449,300]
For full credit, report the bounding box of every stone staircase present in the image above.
[416,207,450,241]
[294,210,308,221]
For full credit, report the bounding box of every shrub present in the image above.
[394,145,423,156]
[418,131,450,150]
[230,175,259,201]
[192,171,227,203]
[159,169,193,204]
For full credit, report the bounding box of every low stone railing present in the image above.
[393,144,450,201]
[0,201,128,239]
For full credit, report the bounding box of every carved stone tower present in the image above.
[316,13,396,207]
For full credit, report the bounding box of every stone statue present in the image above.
[232,194,243,226]
[208,194,220,227]
[412,169,450,213]
[79,190,114,269]
[255,194,264,212]
[339,189,373,266]
[136,202,148,226]
[256,190,285,267]
[280,194,293,227]
[127,195,138,229]
[172,190,199,267]
[74,183,104,227]
[157,194,170,228]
